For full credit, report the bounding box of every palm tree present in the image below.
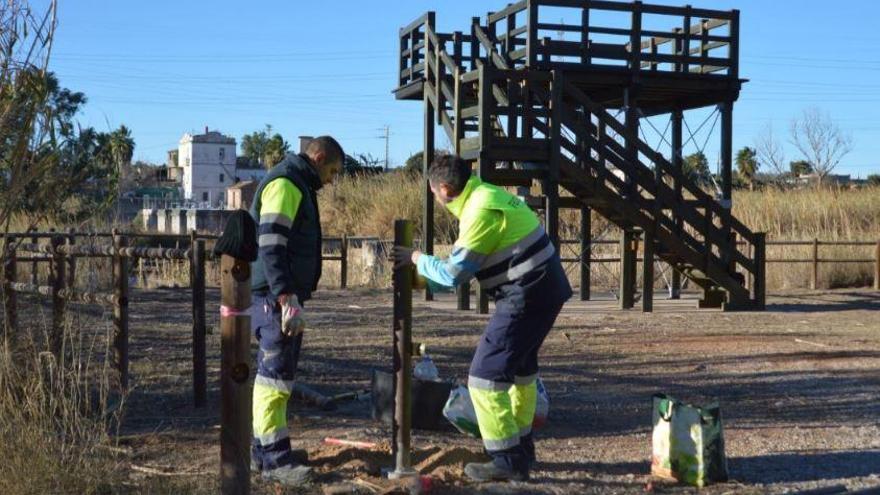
[107,125,134,217]
[735,147,759,190]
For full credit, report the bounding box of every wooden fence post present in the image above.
[67,228,77,288]
[50,235,66,358]
[874,240,880,291]
[753,233,766,310]
[30,234,38,286]
[811,238,819,290]
[220,253,251,495]
[340,234,348,290]
[112,231,130,391]
[390,219,417,479]
[477,288,489,315]
[456,283,470,311]
[192,238,207,408]
[2,244,16,343]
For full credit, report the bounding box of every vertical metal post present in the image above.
[391,220,417,479]
[340,234,348,289]
[112,231,129,391]
[50,235,66,358]
[580,207,591,301]
[811,238,819,290]
[220,254,251,495]
[192,238,207,408]
[620,230,635,309]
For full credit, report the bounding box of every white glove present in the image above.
[280,295,306,337]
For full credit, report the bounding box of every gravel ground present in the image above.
[52,287,880,494]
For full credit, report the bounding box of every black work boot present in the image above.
[465,460,529,482]
[250,449,309,473]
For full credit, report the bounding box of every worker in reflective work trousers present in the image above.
[393,154,572,482]
[248,136,344,487]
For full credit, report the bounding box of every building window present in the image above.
[219,173,225,183]
[202,192,209,202]
[219,147,226,161]
[185,157,190,167]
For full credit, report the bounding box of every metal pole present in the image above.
[192,238,207,408]
[220,254,251,495]
[390,219,417,480]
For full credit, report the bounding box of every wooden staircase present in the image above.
[396,5,765,310]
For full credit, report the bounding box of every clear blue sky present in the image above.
[50,1,880,177]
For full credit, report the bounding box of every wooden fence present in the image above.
[2,230,878,400]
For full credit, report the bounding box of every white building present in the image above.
[179,129,237,206]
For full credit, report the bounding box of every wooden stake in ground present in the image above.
[220,254,251,495]
[390,219,418,480]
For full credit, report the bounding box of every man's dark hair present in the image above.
[306,135,344,165]
[428,154,471,195]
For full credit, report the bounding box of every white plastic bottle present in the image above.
[414,354,439,381]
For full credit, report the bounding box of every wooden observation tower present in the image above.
[395,0,766,311]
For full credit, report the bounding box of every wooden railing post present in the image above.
[753,233,766,310]
[2,243,16,343]
[811,238,819,290]
[477,288,489,315]
[192,238,207,408]
[340,234,348,290]
[874,240,880,291]
[457,283,471,311]
[112,231,130,391]
[220,253,251,495]
[30,233,38,286]
[66,228,77,288]
[390,219,417,480]
[50,235,66,358]
[580,207,591,301]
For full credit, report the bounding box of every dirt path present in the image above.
[104,288,880,493]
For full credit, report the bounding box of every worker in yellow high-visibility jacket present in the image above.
[393,154,572,482]
[249,136,344,487]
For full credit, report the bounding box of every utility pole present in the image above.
[377,125,390,171]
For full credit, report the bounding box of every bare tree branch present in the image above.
[789,107,854,184]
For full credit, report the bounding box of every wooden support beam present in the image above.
[457,283,471,311]
[580,207,591,301]
[424,74,436,302]
[340,234,348,289]
[192,237,207,408]
[642,231,654,313]
[219,254,252,495]
[546,70,563,247]
[670,109,683,299]
[477,287,489,314]
[390,220,417,480]
[620,229,636,309]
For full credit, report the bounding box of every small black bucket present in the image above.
[371,369,454,431]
